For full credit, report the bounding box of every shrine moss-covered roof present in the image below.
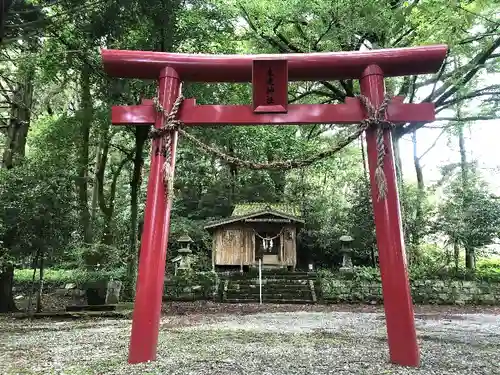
[231,203,301,217]
[204,203,303,230]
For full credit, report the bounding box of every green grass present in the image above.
[14,268,85,283]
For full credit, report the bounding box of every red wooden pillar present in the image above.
[361,65,420,367]
[128,67,180,364]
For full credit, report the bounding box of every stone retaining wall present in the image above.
[321,278,500,305]
[15,277,500,305]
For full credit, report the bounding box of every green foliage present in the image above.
[70,243,126,270]
[2,0,499,296]
[319,238,500,283]
[14,267,127,286]
[166,270,218,299]
[0,161,77,265]
[436,174,500,252]
[318,267,381,282]
[344,177,376,264]
[318,259,500,283]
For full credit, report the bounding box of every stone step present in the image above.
[226,279,312,285]
[226,293,312,300]
[227,290,311,295]
[221,273,316,281]
[226,287,311,292]
[226,290,312,297]
[66,304,117,312]
[224,298,314,304]
[227,286,312,292]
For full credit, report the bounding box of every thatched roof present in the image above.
[231,203,301,217]
[204,203,303,230]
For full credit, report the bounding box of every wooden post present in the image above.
[259,258,262,304]
[128,67,180,364]
[360,65,419,367]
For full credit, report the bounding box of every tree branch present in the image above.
[438,87,500,109]
[313,18,337,50]
[391,27,415,47]
[408,75,418,103]
[436,116,498,122]
[433,37,500,107]
[240,6,347,102]
[458,31,500,45]
[457,5,500,26]
[401,36,500,136]
[109,142,134,158]
[418,128,447,161]
[108,156,131,209]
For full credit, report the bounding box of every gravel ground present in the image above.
[0,308,499,375]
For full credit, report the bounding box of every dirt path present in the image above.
[160,301,500,317]
[1,307,499,374]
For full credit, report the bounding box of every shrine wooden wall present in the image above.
[211,224,297,269]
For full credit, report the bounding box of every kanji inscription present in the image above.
[252,59,288,113]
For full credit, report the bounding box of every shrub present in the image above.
[317,267,380,282]
[14,267,127,287]
[166,270,218,299]
[318,261,500,283]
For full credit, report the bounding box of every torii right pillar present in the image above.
[361,64,419,367]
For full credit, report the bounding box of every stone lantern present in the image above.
[339,235,354,273]
[172,234,193,275]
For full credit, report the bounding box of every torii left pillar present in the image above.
[127,66,180,364]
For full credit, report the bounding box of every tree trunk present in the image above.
[370,246,377,268]
[0,0,13,44]
[36,251,44,313]
[0,68,32,311]
[411,130,424,262]
[90,142,102,229]
[458,125,468,189]
[465,246,475,270]
[458,125,474,269]
[104,159,129,245]
[392,131,404,187]
[95,122,112,245]
[27,250,40,312]
[392,132,410,261]
[360,134,369,182]
[228,141,238,206]
[454,241,460,271]
[0,264,17,312]
[96,127,130,246]
[412,131,425,192]
[77,66,93,244]
[126,127,149,298]
[2,66,34,169]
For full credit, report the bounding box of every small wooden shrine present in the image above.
[204,203,303,271]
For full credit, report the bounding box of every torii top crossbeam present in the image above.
[102,44,447,82]
[104,45,448,127]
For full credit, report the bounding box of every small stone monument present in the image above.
[172,234,193,275]
[105,280,122,304]
[339,235,354,273]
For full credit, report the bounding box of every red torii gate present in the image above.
[101,44,448,367]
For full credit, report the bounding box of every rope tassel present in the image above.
[374,126,388,201]
[149,94,185,200]
[358,94,393,201]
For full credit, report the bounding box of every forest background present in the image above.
[1,0,499,311]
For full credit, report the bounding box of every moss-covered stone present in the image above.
[320,277,500,305]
